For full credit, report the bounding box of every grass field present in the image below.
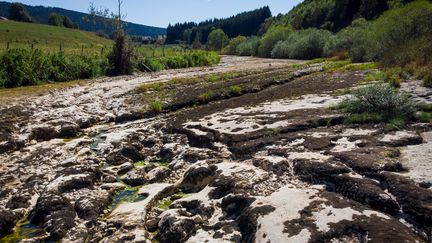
[0,20,113,54]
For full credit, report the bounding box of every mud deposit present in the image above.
[0,56,431,242]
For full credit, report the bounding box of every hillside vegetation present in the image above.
[0,1,166,36]
[0,20,112,53]
[166,7,271,44]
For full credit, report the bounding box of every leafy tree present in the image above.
[8,3,33,22]
[258,26,291,57]
[207,29,229,51]
[222,36,247,54]
[48,12,64,26]
[107,0,135,75]
[62,16,76,28]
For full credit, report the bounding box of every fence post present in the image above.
[6,42,9,50]
[31,43,34,51]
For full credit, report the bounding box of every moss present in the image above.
[0,219,46,242]
[134,161,148,167]
[157,193,189,210]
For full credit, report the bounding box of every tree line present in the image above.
[166,6,271,45]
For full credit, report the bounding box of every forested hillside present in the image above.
[0,1,166,36]
[166,6,271,44]
[273,0,416,31]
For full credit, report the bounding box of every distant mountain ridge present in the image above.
[0,1,166,36]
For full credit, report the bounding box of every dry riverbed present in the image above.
[0,56,431,242]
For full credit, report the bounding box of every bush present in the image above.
[207,29,229,51]
[384,68,404,88]
[258,26,291,57]
[222,36,247,55]
[271,28,333,59]
[0,49,50,88]
[340,83,415,120]
[49,52,107,82]
[236,37,260,56]
[228,85,241,95]
[108,31,135,75]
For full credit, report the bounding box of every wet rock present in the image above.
[252,156,290,176]
[59,123,80,138]
[159,146,175,162]
[156,210,197,243]
[377,172,432,226]
[117,162,134,175]
[30,193,76,240]
[147,167,171,183]
[182,149,211,163]
[75,192,110,220]
[222,195,254,220]
[6,193,32,209]
[47,173,96,193]
[379,131,423,147]
[0,209,21,237]
[120,169,146,186]
[180,163,217,192]
[102,174,117,183]
[106,152,129,166]
[334,149,403,173]
[76,117,99,129]
[146,218,160,232]
[121,145,145,162]
[31,125,59,141]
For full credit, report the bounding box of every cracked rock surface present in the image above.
[0,56,431,242]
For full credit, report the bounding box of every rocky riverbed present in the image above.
[0,56,431,242]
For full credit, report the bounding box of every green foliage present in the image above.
[419,112,432,122]
[258,26,291,57]
[137,51,220,72]
[271,28,333,59]
[340,83,415,121]
[236,36,260,56]
[385,117,406,132]
[344,113,384,124]
[363,71,385,83]
[223,36,247,55]
[49,52,107,82]
[384,68,404,88]
[150,100,163,113]
[0,49,49,88]
[423,71,432,88]
[228,85,241,95]
[8,3,33,23]
[48,12,64,26]
[207,29,229,51]
[198,90,215,102]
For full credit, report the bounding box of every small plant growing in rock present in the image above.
[384,68,404,88]
[149,100,163,113]
[423,71,432,88]
[229,85,242,95]
[198,90,214,102]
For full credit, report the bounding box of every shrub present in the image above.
[108,31,135,75]
[258,26,291,57]
[0,49,50,88]
[49,52,106,82]
[340,83,415,121]
[236,37,260,56]
[384,68,404,88]
[344,113,384,124]
[385,117,406,132]
[222,36,247,55]
[137,58,165,72]
[271,28,333,60]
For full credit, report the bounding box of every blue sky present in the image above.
[3,0,303,28]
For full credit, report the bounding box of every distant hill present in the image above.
[0,1,166,37]
[0,20,113,53]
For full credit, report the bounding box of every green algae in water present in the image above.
[157,193,189,210]
[134,160,169,168]
[108,186,147,211]
[0,220,47,243]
